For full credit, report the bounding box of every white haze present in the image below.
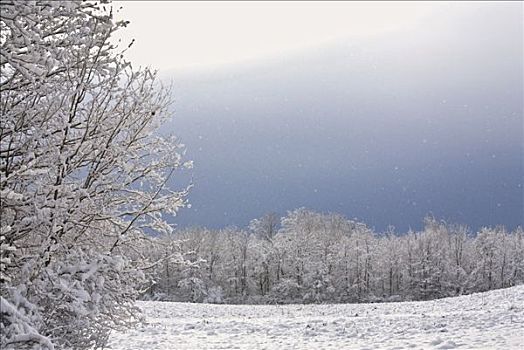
[113,1,447,71]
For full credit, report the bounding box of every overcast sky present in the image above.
[114,1,451,71]
[113,1,523,232]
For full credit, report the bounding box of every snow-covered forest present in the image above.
[1,1,522,350]
[141,211,524,304]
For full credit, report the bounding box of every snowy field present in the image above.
[108,286,524,350]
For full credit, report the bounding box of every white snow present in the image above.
[108,285,524,349]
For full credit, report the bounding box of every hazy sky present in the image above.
[114,1,448,71]
[113,2,522,232]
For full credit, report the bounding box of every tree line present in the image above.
[142,209,524,304]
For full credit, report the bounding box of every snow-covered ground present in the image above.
[108,286,524,349]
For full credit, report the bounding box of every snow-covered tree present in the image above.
[249,212,279,241]
[1,1,191,348]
